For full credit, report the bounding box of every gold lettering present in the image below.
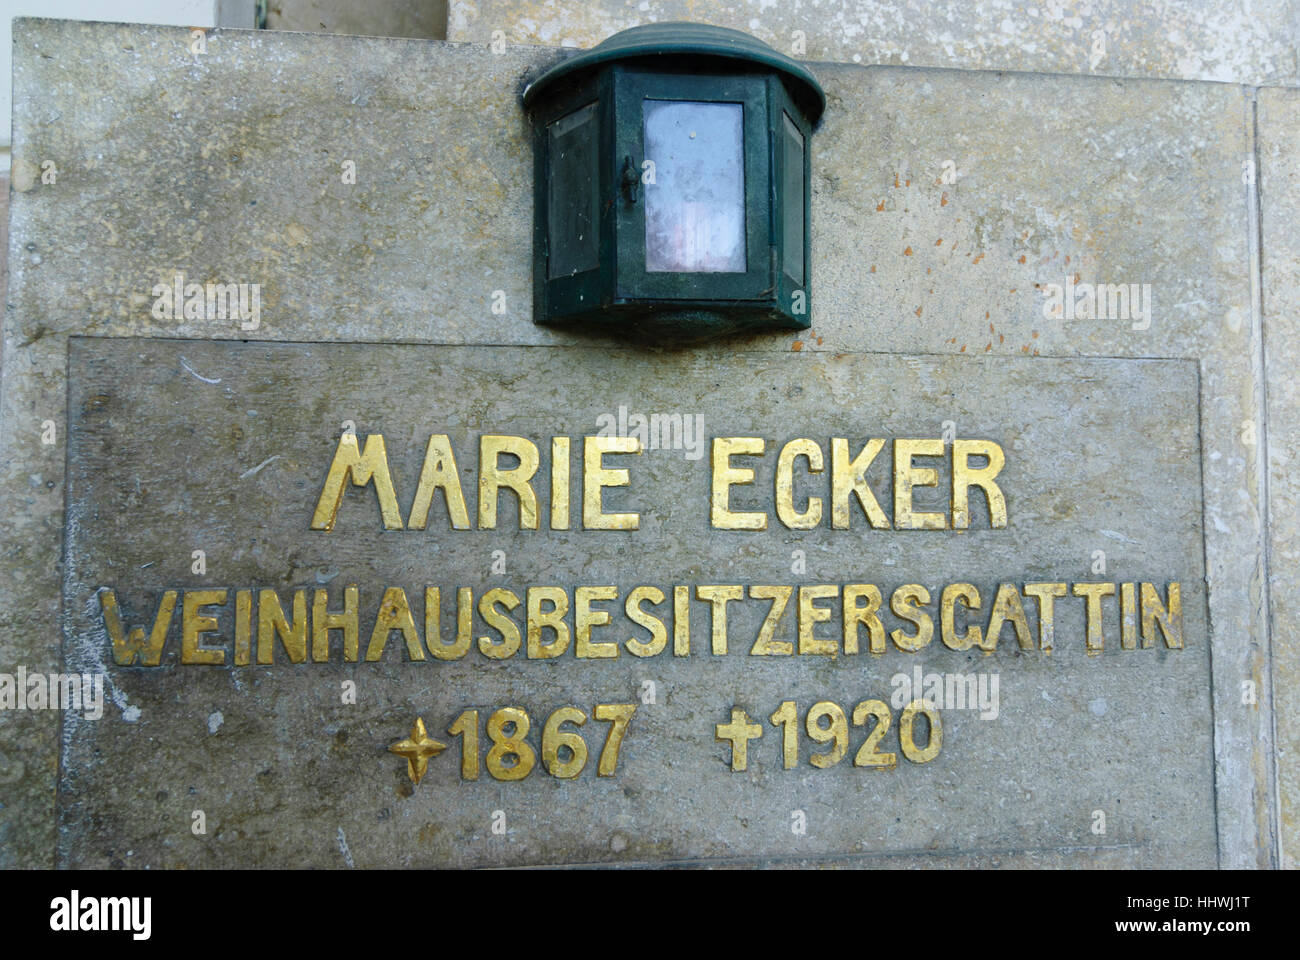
[527,585,571,659]
[626,586,668,657]
[749,585,793,655]
[365,586,424,661]
[1024,582,1067,652]
[427,586,473,660]
[697,584,744,654]
[551,437,571,530]
[1120,582,1138,650]
[575,586,618,658]
[594,703,636,776]
[312,585,359,662]
[583,436,640,530]
[485,706,535,780]
[258,588,308,664]
[843,584,885,654]
[899,700,942,763]
[770,700,798,768]
[234,588,252,666]
[477,587,522,658]
[541,706,587,778]
[831,438,889,529]
[890,584,933,652]
[1141,582,1183,649]
[894,438,947,529]
[181,589,227,665]
[940,582,982,651]
[711,437,767,530]
[983,582,1033,651]
[99,588,176,666]
[310,433,403,531]
[798,584,838,655]
[479,435,540,530]
[408,434,471,530]
[673,585,691,656]
[1073,582,1116,656]
[952,439,1007,528]
[775,438,823,529]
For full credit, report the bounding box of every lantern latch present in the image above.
[620,155,640,204]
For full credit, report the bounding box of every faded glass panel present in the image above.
[643,100,745,273]
[547,102,599,279]
[782,113,805,285]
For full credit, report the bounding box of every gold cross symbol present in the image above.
[389,717,447,785]
[716,708,763,771]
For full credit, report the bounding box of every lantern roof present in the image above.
[522,22,826,126]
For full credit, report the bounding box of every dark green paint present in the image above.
[525,22,822,343]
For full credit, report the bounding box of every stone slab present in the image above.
[1,18,1275,866]
[57,337,1213,867]
[448,0,1300,86]
[1259,86,1300,870]
[268,0,448,40]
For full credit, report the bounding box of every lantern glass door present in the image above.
[643,100,745,273]
[613,69,771,303]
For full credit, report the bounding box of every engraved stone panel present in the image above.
[60,337,1212,867]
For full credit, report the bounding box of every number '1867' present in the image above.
[447,704,636,781]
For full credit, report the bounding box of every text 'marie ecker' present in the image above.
[309,432,1009,532]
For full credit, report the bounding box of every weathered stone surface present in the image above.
[59,338,1212,867]
[0,173,8,350]
[1259,86,1300,871]
[448,0,1300,86]
[1,18,1276,866]
[269,0,448,40]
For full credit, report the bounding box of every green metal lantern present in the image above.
[522,22,826,342]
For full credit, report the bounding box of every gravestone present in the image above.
[0,16,1288,868]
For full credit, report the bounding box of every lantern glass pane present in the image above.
[782,112,805,285]
[643,99,745,273]
[547,102,599,280]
